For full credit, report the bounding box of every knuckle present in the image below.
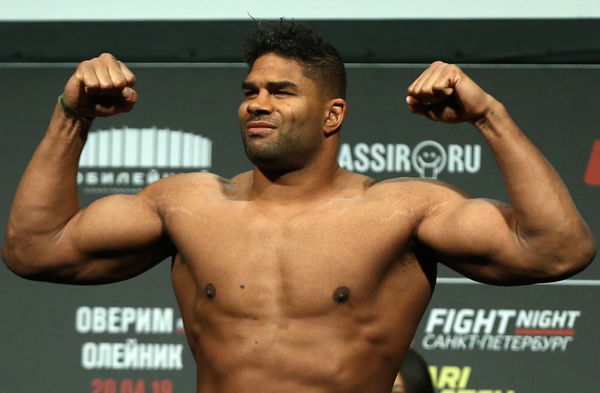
[447,64,460,72]
[78,60,93,70]
[113,78,127,88]
[98,81,113,90]
[420,86,433,95]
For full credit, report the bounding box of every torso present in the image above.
[154,171,438,393]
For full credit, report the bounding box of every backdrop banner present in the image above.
[1,63,598,393]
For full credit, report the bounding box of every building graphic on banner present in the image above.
[77,126,213,194]
[338,140,481,178]
[422,308,581,352]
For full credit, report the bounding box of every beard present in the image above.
[241,122,322,172]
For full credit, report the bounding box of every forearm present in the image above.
[3,103,92,266]
[475,99,595,262]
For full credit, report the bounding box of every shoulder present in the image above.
[365,177,469,214]
[370,176,467,197]
[138,172,234,205]
[337,169,468,202]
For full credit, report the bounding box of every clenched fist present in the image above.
[406,61,495,124]
[62,53,138,118]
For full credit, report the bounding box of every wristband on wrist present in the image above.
[57,94,95,121]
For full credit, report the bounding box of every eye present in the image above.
[274,90,293,98]
[243,90,257,98]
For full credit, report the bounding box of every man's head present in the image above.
[243,20,346,100]
[239,21,347,173]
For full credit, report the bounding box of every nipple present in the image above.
[332,287,350,303]
[205,283,216,299]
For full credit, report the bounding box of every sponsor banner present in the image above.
[338,140,481,178]
[75,305,185,392]
[78,127,212,195]
[422,308,580,352]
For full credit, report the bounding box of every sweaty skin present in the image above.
[2,53,595,393]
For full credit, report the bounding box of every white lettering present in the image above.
[75,307,174,334]
[93,307,107,333]
[496,310,516,334]
[421,333,575,352]
[425,308,447,333]
[153,308,174,334]
[395,144,411,171]
[353,143,370,173]
[472,309,495,334]
[86,172,99,185]
[464,145,481,173]
[337,142,481,175]
[146,169,160,184]
[80,340,184,370]
[443,309,456,334]
[76,307,92,333]
[116,172,130,184]
[447,144,464,172]
[454,309,474,334]
[132,172,144,186]
[371,143,386,173]
[100,172,115,185]
[515,309,581,329]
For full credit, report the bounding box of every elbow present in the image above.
[566,226,596,274]
[2,225,30,276]
[2,231,70,281]
[2,242,32,278]
[540,232,596,281]
[512,222,596,283]
[2,229,25,276]
[2,238,43,279]
[3,246,77,282]
[568,234,596,275]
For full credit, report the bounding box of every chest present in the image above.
[166,199,422,317]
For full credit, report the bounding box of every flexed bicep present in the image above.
[416,187,572,285]
[6,192,172,285]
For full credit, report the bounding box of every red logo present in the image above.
[584,140,600,186]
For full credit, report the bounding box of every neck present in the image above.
[249,157,342,202]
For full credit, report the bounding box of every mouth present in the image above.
[245,121,277,136]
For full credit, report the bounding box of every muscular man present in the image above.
[2,21,595,393]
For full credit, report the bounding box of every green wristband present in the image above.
[58,94,95,121]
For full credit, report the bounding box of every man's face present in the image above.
[238,53,329,171]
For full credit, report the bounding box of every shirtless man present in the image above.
[2,22,595,393]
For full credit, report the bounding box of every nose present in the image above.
[247,90,273,115]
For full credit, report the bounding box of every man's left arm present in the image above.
[408,62,596,285]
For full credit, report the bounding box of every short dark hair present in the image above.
[243,20,347,99]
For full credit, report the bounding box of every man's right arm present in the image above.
[2,54,172,284]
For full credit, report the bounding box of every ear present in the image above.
[323,98,347,136]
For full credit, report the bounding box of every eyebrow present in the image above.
[241,81,299,91]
